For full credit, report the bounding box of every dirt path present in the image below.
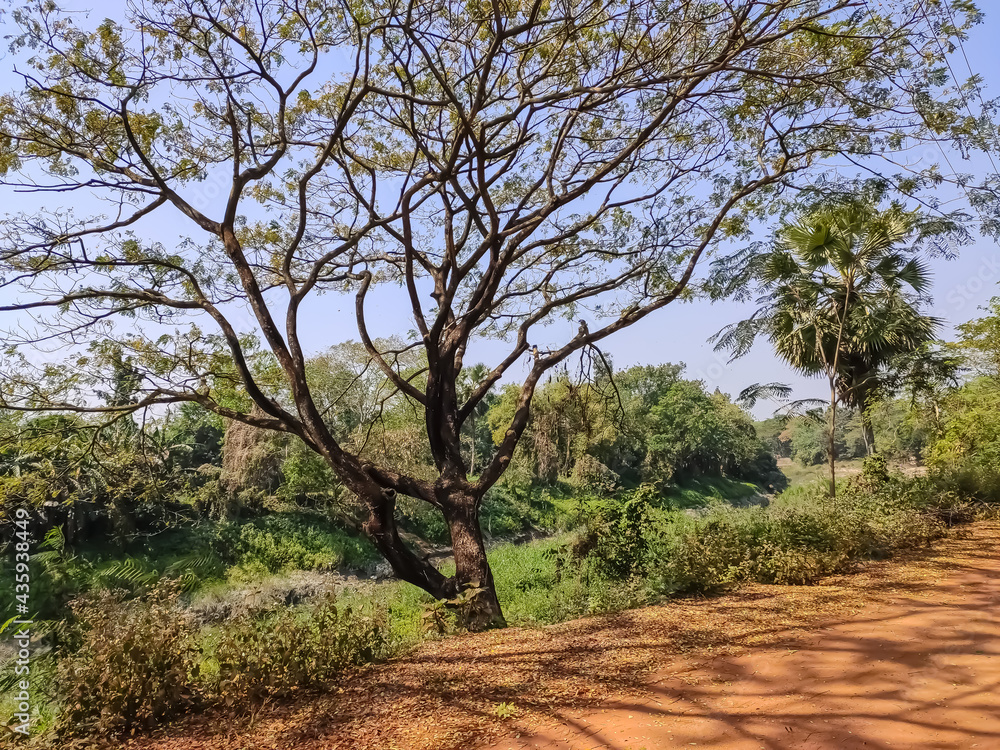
[498,527,1000,750]
[130,522,1000,750]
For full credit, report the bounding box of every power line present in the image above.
[936,0,1000,159]
[912,0,1000,175]
[861,0,998,233]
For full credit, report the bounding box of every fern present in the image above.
[165,551,223,591]
[97,558,158,589]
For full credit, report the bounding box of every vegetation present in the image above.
[714,198,945,495]
[0,0,999,745]
[0,0,991,628]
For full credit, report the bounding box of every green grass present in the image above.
[661,476,763,509]
[777,458,865,490]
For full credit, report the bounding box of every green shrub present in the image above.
[645,476,954,595]
[55,583,198,739]
[585,485,656,580]
[205,594,389,703]
[861,454,890,485]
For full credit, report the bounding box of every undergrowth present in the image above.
[6,468,997,746]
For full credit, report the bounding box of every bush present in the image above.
[585,485,655,580]
[205,595,389,703]
[55,583,198,739]
[645,476,954,595]
[861,454,890,485]
[50,585,392,738]
[218,513,374,579]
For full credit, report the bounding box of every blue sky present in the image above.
[1,4,999,419]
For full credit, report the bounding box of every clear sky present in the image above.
[1,4,999,419]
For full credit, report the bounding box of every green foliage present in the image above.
[867,398,937,462]
[394,497,450,545]
[928,377,1000,470]
[584,485,655,580]
[715,200,940,383]
[487,364,777,490]
[861,454,890,485]
[418,582,490,635]
[277,440,340,503]
[161,402,224,470]
[954,296,1000,377]
[647,475,961,596]
[49,583,391,740]
[218,513,377,580]
[783,408,866,465]
[19,467,997,743]
[205,595,389,704]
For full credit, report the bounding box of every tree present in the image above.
[955,297,1000,378]
[645,378,776,485]
[0,0,992,627]
[714,200,941,495]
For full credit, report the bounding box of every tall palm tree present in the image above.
[714,200,938,496]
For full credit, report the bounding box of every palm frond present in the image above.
[736,382,793,409]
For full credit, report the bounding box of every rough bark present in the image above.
[443,497,506,630]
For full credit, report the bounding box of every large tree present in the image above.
[0,0,993,626]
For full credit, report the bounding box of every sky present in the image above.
[1,3,999,420]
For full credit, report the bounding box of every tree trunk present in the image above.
[361,484,506,631]
[443,498,506,630]
[361,488,453,600]
[828,377,838,499]
[861,410,876,457]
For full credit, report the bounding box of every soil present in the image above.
[127,522,1000,750]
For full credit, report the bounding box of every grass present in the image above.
[661,476,764,508]
[777,457,865,490]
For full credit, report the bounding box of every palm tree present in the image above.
[714,200,938,496]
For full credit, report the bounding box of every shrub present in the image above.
[585,485,656,580]
[205,594,389,704]
[861,454,890,485]
[645,476,954,595]
[55,583,198,738]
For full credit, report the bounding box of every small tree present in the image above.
[0,0,992,626]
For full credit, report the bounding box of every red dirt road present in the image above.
[495,528,1000,750]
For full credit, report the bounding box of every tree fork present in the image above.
[362,487,452,599]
